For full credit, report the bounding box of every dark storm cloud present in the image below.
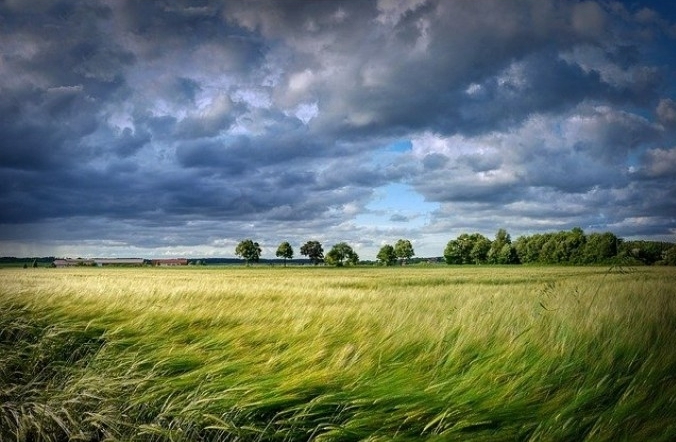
[176,139,249,174]
[106,127,152,158]
[259,0,618,137]
[1,0,675,257]
[657,99,676,128]
[0,88,99,170]
[176,77,201,101]
[638,147,676,178]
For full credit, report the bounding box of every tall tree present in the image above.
[376,244,397,266]
[325,242,359,266]
[300,240,324,265]
[469,234,492,264]
[622,240,673,265]
[514,233,546,264]
[444,238,464,264]
[583,232,620,263]
[663,245,676,266]
[565,227,586,264]
[275,241,294,266]
[444,233,491,264]
[488,229,517,264]
[394,239,415,265]
[235,239,261,266]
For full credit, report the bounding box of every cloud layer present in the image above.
[1,0,675,258]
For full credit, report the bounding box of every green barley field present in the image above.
[1,266,675,441]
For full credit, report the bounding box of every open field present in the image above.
[1,266,675,441]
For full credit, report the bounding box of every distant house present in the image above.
[53,258,145,267]
[53,258,95,267]
[53,257,180,267]
[94,258,145,267]
[150,258,188,266]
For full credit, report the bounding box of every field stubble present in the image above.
[1,266,675,441]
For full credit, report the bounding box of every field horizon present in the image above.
[2,265,675,441]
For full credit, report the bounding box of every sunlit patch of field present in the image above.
[1,266,675,441]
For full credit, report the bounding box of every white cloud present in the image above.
[657,98,676,128]
[571,1,607,38]
[375,0,429,25]
[290,102,319,124]
[641,147,676,177]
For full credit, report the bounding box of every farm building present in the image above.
[94,258,145,267]
[53,258,95,267]
[52,258,145,267]
[150,258,188,266]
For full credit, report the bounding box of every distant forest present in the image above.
[442,228,675,266]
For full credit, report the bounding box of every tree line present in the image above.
[445,228,676,265]
[235,239,415,266]
[235,228,676,266]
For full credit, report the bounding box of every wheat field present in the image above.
[1,265,675,441]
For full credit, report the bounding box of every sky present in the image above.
[1,0,676,259]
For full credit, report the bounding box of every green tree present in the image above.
[376,244,397,266]
[663,245,676,266]
[394,239,415,265]
[514,233,546,264]
[444,238,463,264]
[235,239,261,266]
[325,242,359,266]
[583,232,620,264]
[488,229,509,264]
[444,233,490,264]
[469,234,491,264]
[300,240,324,265]
[488,229,518,264]
[621,240,670,265]
[275,241,294,266]
[565,227,586,264]
[540,235,562,264]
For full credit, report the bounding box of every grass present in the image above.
[1,265,675,441]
